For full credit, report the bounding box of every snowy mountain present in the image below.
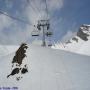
[52,24,90,56]
[0,44,90,90]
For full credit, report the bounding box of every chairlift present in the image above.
[31,30,39,36]
[37,24,41,30]
[48,44,52,47]
[46,31,53,37]
[47,24,50,30]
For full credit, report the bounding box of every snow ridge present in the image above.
[52,24,90,56]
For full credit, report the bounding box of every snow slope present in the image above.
[52,24,90,56]
[0,45,19,57]
[0,44,90,90]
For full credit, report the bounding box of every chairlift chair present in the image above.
[48,44,52,47]
[31,30,39,36]
[46,31,53,37]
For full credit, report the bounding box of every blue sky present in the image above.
[52,0,90,42]
[0,0,90,45]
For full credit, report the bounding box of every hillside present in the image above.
[0,44,90,90]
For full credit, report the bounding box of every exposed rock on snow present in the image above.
[7,43,28,81]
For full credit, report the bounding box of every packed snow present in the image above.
[0,45,19,57]
[0,44,90,90]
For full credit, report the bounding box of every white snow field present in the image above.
[0,44,90,90]
[0,45,19,57]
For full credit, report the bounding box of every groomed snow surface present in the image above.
[0,44,90,90]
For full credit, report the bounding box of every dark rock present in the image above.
[77,29,89,41]
[21,65,28,74]
[66,40,71,44]
[7,68,21,78]
[12,43,28,65]
[21,68,28,74]
[72,37,78,42]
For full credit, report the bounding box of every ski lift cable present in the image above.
[47,0,62,27]
[44,0,60,26]
[28,0,50,20]
[27,0,42,19]
[44,0,53,30]
[28,0,49,20]
[0,9,34,26]
[44,0,49,19]
[44,0,57,22]
[27,0,39,14]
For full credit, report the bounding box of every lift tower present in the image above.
[31,0,53,47]
[31,20,52,47]
[37,20,50,46]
